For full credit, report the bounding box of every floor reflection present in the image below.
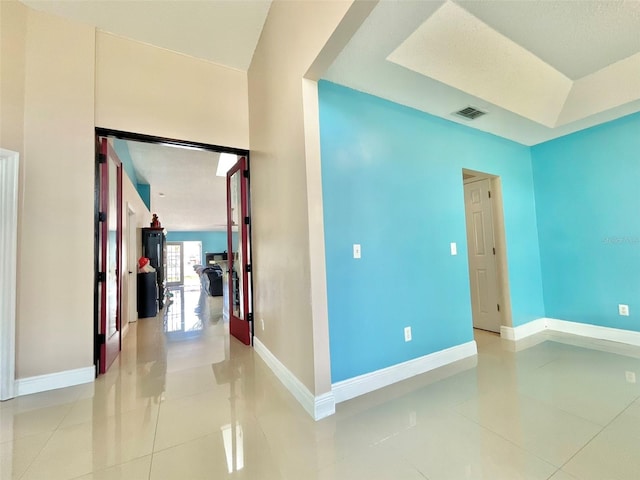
[5,306,640,479]
[221,422,244,473]
[163,285,224,340]
[132,283,252,477]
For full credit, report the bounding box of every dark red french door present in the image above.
[226,156,252,345]
[97,137,123,373]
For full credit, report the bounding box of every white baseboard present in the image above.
[122,321,130,338]
[314,391,336,420]
[253,337,335,420]
[500,318,548,340]
[546,318,640,347]
[16,366,95,397]
[501,317,640,347]
[332,341,478,404]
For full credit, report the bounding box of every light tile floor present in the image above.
[2,290,640,479]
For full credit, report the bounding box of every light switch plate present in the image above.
[404,326,412,342]
[353,244,361,259]
[450,242,457,255]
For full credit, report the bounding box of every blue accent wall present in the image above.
[112,139,151,210]
[113,139,137,186]
[165,231,229,264]
[136,183,151,210]
[531,112,640,331]
[318,81,545,382]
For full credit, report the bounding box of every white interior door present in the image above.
[464,178,501,332]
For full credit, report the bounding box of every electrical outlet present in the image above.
[404,326,412,342]
[626,371,636,384]
[353,244,361,259]
[619,304,630,316]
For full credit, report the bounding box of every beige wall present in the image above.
[17,8,96,378]
[4,3,250,382]
[248,0,354,395]
[96,32,249,149]
[0,0,27,154]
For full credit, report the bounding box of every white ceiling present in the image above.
[458,0,640,81]
[22,0,272,70]
[324,0,640,146]
[123,140,232,232]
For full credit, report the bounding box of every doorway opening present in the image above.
[462,169,512,334]
[182,241,203,289]
[166,242,185,286]
[122,202,137,338]
[165,240,202,290]
[94,128,253,375]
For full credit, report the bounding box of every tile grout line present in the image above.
[252,412,289,479]
[385,406,551,480]
[453,407,559,469]
[454,387,637,477]
[556,393,640,475]
[147,394,163,479]
[471,334,634,479]
[14,430,55,480]
[15,392,79,480]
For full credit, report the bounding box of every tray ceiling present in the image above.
[324,0,640,145]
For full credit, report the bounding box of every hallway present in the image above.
[2,302,640,478]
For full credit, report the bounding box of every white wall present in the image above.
[96,32,249,149]
[121,169,151,326]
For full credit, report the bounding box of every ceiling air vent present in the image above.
[454,106,486,121]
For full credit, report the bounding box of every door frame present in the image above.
[93,128,252,372]
[0,149,19,400]
[226,156,252,346]
[462,168,513,330]
[96,137,124,374]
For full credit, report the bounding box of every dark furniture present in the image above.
[141,227,166,308]
[203,265,223,296]
[205,251,227,266]
[202,252,226,297]
[137,272,158,318]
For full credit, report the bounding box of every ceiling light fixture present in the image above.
[216,153,238,177]
[160,142,207,152]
